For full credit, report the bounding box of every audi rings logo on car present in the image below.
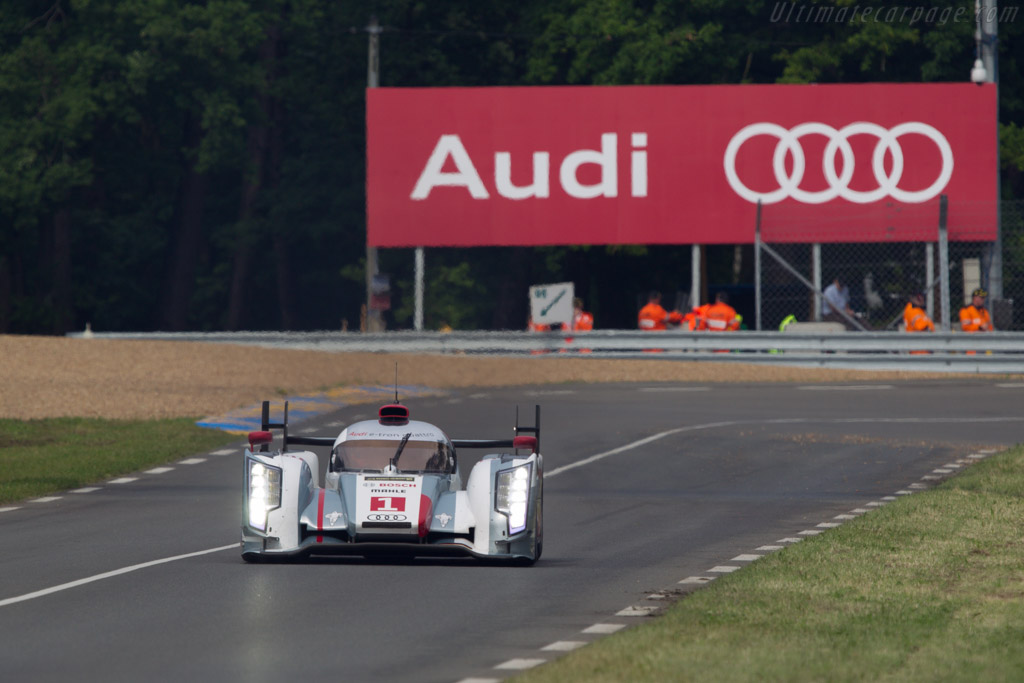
[723,122,954,205]
[367,513,407,522]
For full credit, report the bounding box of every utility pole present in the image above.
[365,16,383,331]
[974,1,1001,299]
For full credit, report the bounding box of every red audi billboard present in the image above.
[367,83,997,247]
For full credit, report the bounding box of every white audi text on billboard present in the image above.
[410,133,649,201]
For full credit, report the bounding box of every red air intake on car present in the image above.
[378,404,410,425]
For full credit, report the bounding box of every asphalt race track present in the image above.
[2,379,1022,682]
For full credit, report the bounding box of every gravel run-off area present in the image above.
[2,334,1006,420]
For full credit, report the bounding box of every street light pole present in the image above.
[975,1,1002,299]
[365,16,383,332]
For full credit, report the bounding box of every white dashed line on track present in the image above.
[708,565,741,573]
[107,477,137,484]
[0,507,21,513]
[816,522,841,528]
[494,658,546,670]
[29,497,62,504]
[210,449,235,456]
[616,605,658,616]
[582,623,626,634]
[71,487,101,494]
[798,529,823,536]
[679,576,717,584]
[731,554,762,561]
[541,641,586,652]
[178,458,206,465]
[144,467,174,475]
[756,545,785,551]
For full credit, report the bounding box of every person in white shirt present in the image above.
[822,277,856,330]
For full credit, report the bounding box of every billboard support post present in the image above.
[939,194,951,332]
[754,201,762,332]
[414,247,424,331]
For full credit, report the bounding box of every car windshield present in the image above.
[332,439,453,474]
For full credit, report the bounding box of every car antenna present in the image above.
[394,362,400,404]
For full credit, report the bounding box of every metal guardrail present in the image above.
[66,329,1024,373]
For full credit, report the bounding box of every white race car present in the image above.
[241,401,543,564]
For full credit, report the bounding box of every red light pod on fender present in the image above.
[419,494,433,538]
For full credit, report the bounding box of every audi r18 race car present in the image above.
[241,401,543,564]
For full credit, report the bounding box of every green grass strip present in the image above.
[518,445,1024,683]
[0,418,238,504]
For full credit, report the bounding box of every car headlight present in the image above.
[247,459,282,531]
[496,463,532,535]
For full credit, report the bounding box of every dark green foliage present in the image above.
[0,1,1020,333]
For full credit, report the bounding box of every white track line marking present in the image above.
[547,416,1017,479]
[178,458,206,465]
[816,522,840,528]
[582,623,626,634]
[731,554,762,561]
[798,385,893,391]
[494,658,546,670]
[616,606,658,616]
[546,421,736,478]
[756,545,784,551]
[895,490,913,495]
[777,537,803,543]
[0,544,237,608]
[798,530,823,536]
[107,477,137,484]
[71,487,101,494]
[144,467,174,475]
[834,514,856,520]
[638,386,710,392]
[29,497,62,503]
[709,565,741,573]
[0,507,21,513]
[210,449,235,456]
[542,641,586,652]
[679,576,716,584]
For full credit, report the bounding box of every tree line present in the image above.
[2,0,1022,334]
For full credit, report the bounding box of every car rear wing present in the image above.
[452,404,541,453]
[252,400,539,454]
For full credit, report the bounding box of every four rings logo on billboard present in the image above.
[410,133,649,200]
[724,121,954,205]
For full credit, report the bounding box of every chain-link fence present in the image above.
[755,199,1024,331]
